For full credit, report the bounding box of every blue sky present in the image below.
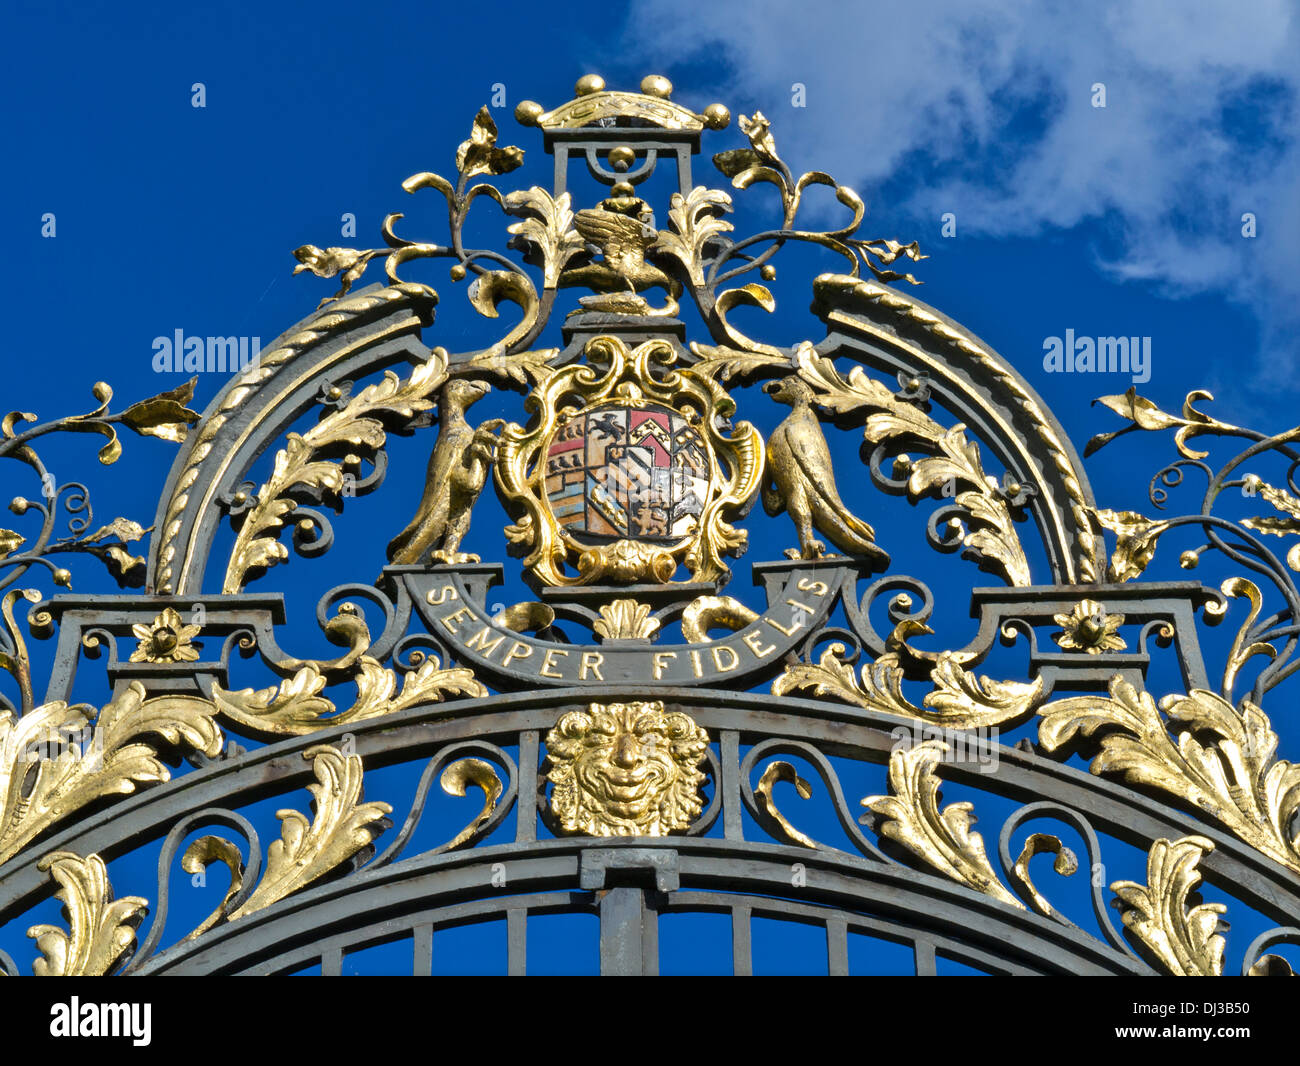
[2,1,1298,974]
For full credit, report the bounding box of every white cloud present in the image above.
[623,0,1300,379]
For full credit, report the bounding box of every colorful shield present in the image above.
[544,402,710,542]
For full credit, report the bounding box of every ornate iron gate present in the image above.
[2,74,1299,977]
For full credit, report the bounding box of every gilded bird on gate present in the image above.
[761,376,889,570]
[387,379,504,565]
[559,188,681,316]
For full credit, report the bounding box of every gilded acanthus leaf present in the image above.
[1111,836,1226,976]
[794,348,1030,585]
[0,529,25,558]
[504,187,585,290]
[224,348,449,592]
[212,654,484,737]
[1218,577,1277,701]
[84,517,147,544]
[772,643,1042,730]
[228,745,391,920]
[861,741,1022,908]
[0,683,223,866]
[687,345,788,385]
[1037,676,1300,875]
[1239,477,1300,569]
[653,185,735,289]
[592,599,660,642]
[27,851,147,976]
[1090,507,1173,583]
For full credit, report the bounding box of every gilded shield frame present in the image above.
[495,335,764,586]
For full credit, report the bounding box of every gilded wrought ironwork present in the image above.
[495,335,763,586]
[0,683,222,865]
[592,599,661,642]
[28,851,147,977]
[4,71,1300,980]
[129,607,202,664]
[1110,836,1226,977]
[1038,677,1300,875]
[226,745,391,920]
[862,740,1024,909]
[763,375,889,565]
[1052,598,1126,655]
[774,643,1043,731]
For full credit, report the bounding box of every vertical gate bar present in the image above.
[412,923,433,976]
[599,887,649,976]
[642,893,659,977]
[914,937,937,976]
[826,916,848,975]
[507,908,527,976]
[721,730,743,840]
[731,903,752,976]
[553,148,568,198]
[516,731,538,843]
[321,946,342,976]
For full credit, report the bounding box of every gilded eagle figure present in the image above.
[559,187,682,316]
[387,379,503,565]
[762,376,889,569]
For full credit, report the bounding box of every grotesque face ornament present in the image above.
[544,700,709,836]
[495,335,765,587]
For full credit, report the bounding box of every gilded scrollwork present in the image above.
[773,642,1043,731]
[10,71,1300,981]
[792,346,1031,585]
[679,594,758,643]
[1007,833,1079,922]
[861,740,1023,909]
[754,761,818,849]
[0,379,198,593]
[0,682,223,866]
[439,758,504,850]
[212,654,484,738]
[226,745,391,920]
[224,347,450,592]
[1037,677,1300,876]
[20,746,390,972]
[27,851,147,977]
[1110,836,1226,977]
